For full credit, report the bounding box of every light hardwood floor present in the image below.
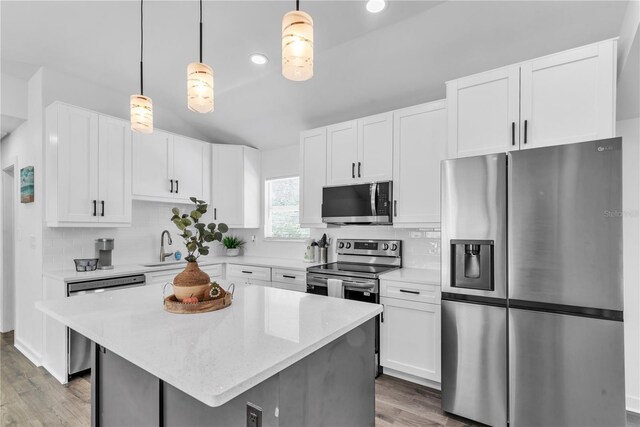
[1,331,639,427]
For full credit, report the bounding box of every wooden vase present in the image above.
[173,261,211,301]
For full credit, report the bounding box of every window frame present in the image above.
[264,175,310,242]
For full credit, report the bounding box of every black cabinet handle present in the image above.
[352,163,355,179]
[242,270,253,274]
[524,120,528,144]
[92,200,97,216]
[380,306,384,323]
[512,122,515,146]
[101,201,105,217]
[394,200,397,217]
[214,208,217,220]
[283,275,296,279]
[176,180,179,194]
[358,162,361,178]
[400,289,420,295]
[170,179,174,193]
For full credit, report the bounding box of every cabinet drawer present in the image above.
[271,268,306,286]
[200,264,223,279]
[227,264,271,281]
[381,280,441,304]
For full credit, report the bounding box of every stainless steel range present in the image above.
[306,239,402,375]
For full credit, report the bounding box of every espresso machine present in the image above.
[95,238,114,270]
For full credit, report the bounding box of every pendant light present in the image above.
[187,0,214,113]
[131,0,153,133]
[282,0,313,81]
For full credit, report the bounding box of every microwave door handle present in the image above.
[370,183,377,216]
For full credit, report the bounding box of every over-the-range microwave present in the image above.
[322,181,393,225]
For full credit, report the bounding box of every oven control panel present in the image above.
[336,239,401,257]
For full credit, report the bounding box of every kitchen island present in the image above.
[36,281,381,427]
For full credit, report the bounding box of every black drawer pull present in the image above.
[282,275,296,279]
[242,270,253,274]
[400,289,420,295]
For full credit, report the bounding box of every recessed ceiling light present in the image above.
[250,53,269,65]
[366,0,386,13]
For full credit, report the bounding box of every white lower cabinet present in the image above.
[226,264,271,286]
[271,268,306,292]
[380,280,441,383]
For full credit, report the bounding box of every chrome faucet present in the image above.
[160,230,174,262]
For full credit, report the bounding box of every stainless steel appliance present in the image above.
[95,238,114,270]
[306,239,401,375]
[322,181,392,225]
[440,138,626,426]
[67,274,146,377]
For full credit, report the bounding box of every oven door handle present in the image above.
[370,183,377,216]
[342,279,376,289]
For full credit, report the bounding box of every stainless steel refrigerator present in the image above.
[440,138,626,427]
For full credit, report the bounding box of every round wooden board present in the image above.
[164,292,232,314]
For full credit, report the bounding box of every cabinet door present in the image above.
[173,135,205,203]
[132,130,173,200]
[98,116,131,224]
[393,101,447,227]
[300,128,327,227]
[57,104,99,223]
[211,144,244,227]
[520,40,616,149]
[357,112,393,182]
[447,66,520,158]
[326,121,358,185]
[380,297,441,382]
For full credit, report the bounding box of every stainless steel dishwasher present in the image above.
[67,274,146,377]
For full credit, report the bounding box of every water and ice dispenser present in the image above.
[450,240,494,291]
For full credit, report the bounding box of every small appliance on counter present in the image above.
[95,238,114,270]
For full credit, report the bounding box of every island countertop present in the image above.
[36,282,381,407]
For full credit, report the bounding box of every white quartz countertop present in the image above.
[380,267,441,285]
[44,256,319,282]
[36,281,380,407]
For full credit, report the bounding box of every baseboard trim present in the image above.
[42,361,68,385]
[14,337,42,367]
[627,395,640,414]
[382,367,441,391]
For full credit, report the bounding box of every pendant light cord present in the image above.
[199,0,203,63]
[140,0,144,96]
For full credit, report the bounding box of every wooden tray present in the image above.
[163,284,233,314]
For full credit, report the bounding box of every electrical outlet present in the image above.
[251,235,256,243]
[246,402,262,427]
[410,231,423,239]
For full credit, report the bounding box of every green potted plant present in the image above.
[222,235,245,257]
[170,197,228,301]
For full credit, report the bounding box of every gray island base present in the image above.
[92,320,375,427]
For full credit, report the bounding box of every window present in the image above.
[265,176,310,240]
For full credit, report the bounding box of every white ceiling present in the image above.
[0,1,630,149]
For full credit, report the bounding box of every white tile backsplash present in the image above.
[42,200,225,271]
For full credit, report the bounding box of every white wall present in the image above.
[231,144,441,269]
[618,117,640,413]
[1,73,28,121]
[0,68,44,365]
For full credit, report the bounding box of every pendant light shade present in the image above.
[130,95,153,133]
[187,62,214,113]
[187,0,214,113]
[282,2,313,81]
[131,0,153,133]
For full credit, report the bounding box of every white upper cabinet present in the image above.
[211,145,260,229]
[447,39,617,158]
[520,41,616,149]
[326,121,358,185]
[172,135,209,203]
[132,132,209,203]
[132,130,172,199]
[299,128,327,228]
[46,102,131,227]
[358,112,393,182]
[393,101,447,227]
[447,66,520,158]
[326,113,393,185]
